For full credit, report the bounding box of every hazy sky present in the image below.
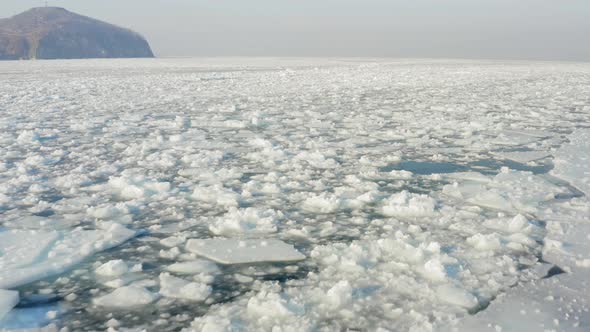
[2,0,590,61]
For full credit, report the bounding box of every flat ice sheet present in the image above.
[442,168,567,213]
[494,150,551,163]
[186,238,305,264]
[552,129,590,196]
[0,224,135,289]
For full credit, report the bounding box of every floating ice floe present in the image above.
[95,260,130,277]
[487,129,550,146]
[0,223,135,289]
[0,289,19,321]
[494,150,551,164]
[159,235,187,248]
[2,215,78,230]
[442,168,567,213]
[159,273,211,301]
[108,173,171,201]
[166,260,220,275]
[186,239,305,264]
[192,184,240,208]
[454,129,590,331]
[93,286,158,308]
[301,193,342,214]
[552,128,590,196]
[209,208,282,236]
[381,190,438,217]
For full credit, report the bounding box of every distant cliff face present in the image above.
[0,7,154,60]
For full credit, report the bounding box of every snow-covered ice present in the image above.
[0,58,589,331]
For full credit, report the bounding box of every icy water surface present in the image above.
[0,58,589,331]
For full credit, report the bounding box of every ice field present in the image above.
[0,58,589,331]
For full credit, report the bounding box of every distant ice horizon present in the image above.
[4,56,590,65]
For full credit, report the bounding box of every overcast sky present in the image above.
[2,0,590,61]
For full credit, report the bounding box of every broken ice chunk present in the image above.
[0,225,135,289]
[160,235,187,248]
[93,286,157,308]
[166,260,220,275]
[381,191,437,218]
[209,208,280,236]
[494,151,551,164]
[436,284,478,310]
[159,273,211,301]
[186,239,305,264]
[95,260,129,277]
[551,129,590,196]
[3,216,77,230]
[488,130,544,146]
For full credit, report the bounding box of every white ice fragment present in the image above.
[101,274,144,289]
[186,238,305,264]
[108,174,171,200]
[159,247,181,259]
[295,151,338,169]
[495,151,551,164]
[301,193,341,214]
[0,225,135,289]
[551,129,590,196]
[87,203,132,220]
[389,170,413,179]
[443,169,564,213]
[106,318,120,328]
[160,236,187,248]
[508,214,529,233]
[381,191,437,217]
[467,233,502,251]
[326,280,352,309]
[483,214,531,234]
[247,291,300,318]
[209,207,280,236]
[0,289,19,320]
[192,185,239,208]
[95,260,129,277]
[159,273,211,301]
[3,216,75,230]
[93,286,157,308]
[234,274,254,283]
[423,259,447,282]
[575,259,590,268]
[16,130,41,144]
[46,310,57,319]
[436,284,478,309]
[488,130,542,146]
[444,172,491,183]
[166,260,220,275]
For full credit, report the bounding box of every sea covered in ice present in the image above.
[0,58,589,331]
